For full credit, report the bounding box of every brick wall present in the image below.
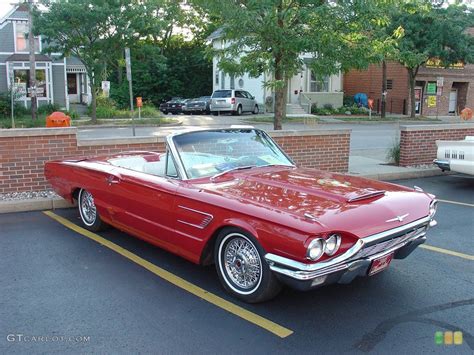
[343,61,409,114]
[0,127,351,193]
[399,123,474,166]
[344,60,474,116]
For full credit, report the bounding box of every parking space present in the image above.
[1,175,473,353]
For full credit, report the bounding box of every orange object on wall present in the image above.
[46,111,71,127]
[368,98,374,110]
[460,108,472,121]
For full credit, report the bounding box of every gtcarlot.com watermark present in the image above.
[6,334,90,343]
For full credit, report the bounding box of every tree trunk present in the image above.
[381,60,387,118]
[408,68,417,118]
[28,0,37,120]
[273,55,286,130]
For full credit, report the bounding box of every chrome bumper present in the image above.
[433,159,450,171]
[265,216,437,290]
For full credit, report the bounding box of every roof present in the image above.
[6,53,52,62]
[0,4,28,25]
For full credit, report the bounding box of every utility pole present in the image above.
[381,60,387,119]
[28,0,37,120]
[125,47,135,136]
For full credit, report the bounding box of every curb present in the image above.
[0,169,451,214]
[0,197,74,214]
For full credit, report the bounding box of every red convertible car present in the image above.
[45,128,438,303]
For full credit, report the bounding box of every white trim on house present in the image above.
[64,57,69,111]
[13,21,42,54]
[7,60,54,108]
[0,6,21,24]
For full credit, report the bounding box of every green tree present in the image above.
[390,2,474,118]
[110,39,212,108]
[34,0,141,122]
[195,0,393,129]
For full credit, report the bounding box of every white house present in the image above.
[208,28,344,113]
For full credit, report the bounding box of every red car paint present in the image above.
[45,152,433,266]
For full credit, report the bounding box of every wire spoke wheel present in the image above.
[79,189,97,226]
[218,233,263,295]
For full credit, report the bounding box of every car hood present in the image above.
[195,167,432,238]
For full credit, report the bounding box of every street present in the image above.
[1,175,472,354]
[77,115,402,161]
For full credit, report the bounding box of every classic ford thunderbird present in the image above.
[45,128,438,303]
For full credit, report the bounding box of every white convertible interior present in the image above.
[108,155,168,177]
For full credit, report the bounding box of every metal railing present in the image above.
[298,92,312,114]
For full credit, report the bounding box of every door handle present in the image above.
[106,175,120,185]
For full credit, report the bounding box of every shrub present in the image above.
[386,139,401,165]
[323,103,333,110]
[37,103,60,115]
[95,105,118,119]
[0,93,10,117]
[343,95,354,106]
[95,95,117,108]
[139,105,161,118]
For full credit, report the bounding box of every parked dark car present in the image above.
[160,97,186,115]
[183,96,211,114]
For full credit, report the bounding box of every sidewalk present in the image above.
[348,155,444,180]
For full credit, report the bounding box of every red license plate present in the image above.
[369,253,393,276]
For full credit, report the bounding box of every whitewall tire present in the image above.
[214,228,281,303]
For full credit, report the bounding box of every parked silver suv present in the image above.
[210,89,259,115]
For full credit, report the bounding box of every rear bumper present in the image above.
[433,159,450,171]
[210,104,236,112]
[185,106,206,112]
[265,216,437,291]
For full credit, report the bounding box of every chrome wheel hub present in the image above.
[224,237,262,290]
[80,190,96,225]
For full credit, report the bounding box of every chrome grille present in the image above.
[356,226,426,258]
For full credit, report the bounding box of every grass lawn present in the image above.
[0,115,48,128]
[330,115,442,122]
[242,116,315,123]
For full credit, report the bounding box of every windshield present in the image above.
[172,129,294,179]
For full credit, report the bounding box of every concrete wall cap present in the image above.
[269,129,351,137]
[0,127,78,137]
[77,135,166,147]
[400,123,474,131]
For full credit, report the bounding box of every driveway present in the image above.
[1,175,472,353]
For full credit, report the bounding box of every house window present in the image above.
[310,71,329,92]
[230,75,235,89]
[13,69,48,98]
[15,22,40,52]
[215,72,219,85]
[387,79,393,90]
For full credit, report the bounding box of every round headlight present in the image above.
[325,234,341,256]
[307,238,325,261]
[429,200,438,217]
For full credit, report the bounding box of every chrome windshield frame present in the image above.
[165,128,296,181]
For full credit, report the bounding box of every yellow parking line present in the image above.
[420,244,474,261]
[43,211,293,338]
[438,199,474,207]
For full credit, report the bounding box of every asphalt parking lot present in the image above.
[1,175,473,354]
